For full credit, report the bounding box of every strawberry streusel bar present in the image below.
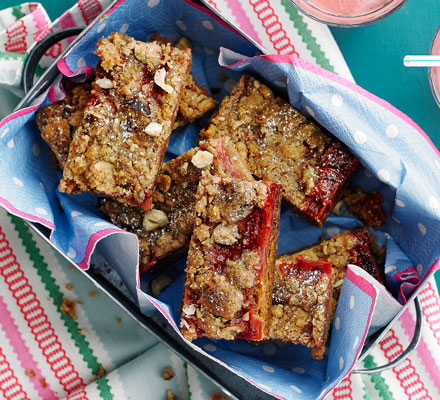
[59,32,192,210]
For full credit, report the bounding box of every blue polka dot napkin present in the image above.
[0,0,439,399]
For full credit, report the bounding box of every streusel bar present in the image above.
[59,32,192,209]
[269,257,333,359]
[201,74,359,226]
[181,172,281,341]
[99,137,252,273]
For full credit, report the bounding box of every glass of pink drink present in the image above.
[290,0,407,27]
[429,26,440,109]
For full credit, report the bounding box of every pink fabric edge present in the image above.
[0,104,40,128]
[228,55,440,159]
[47,86,59,103]
[107,0,127,14]
[345,267,377,298]
[57,58,94,80]
[0,198,54,231]
[76,228,132,270]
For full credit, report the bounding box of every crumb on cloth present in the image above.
[163,366,175,380]
[60,298,83,320]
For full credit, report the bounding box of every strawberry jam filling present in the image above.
[350,192,386,228]
[350,229,382,283]
[185,182,279,340]
[301,143,359,225]
[279,257,332,278]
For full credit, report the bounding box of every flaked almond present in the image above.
[191,150,213,169]
[182,304,196,315]
[96,78,113,89]
[181,318,194,331]
[154,68,173,94]
[91,161,115,191]
[212,224,240,245]
[144,122,162,137]
[143,209,168,231]
[242,312,250,321]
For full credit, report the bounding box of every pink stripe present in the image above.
[223,0,262,44]
[0,198,54,231]
[59,11,77,30]
[148,297,180,331]
[229,55,440,158]
[31,6,50,42]
[400,307,440,397]
[57,58,94,80]
[0,104,41,128]
[107,0,127,14]
[0,295,57,399]
[184,0,250,43]
[345,267,377,298]
[77,228,133,270]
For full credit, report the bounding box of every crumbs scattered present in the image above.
[162,366,175,381]
[69,266,75,271]
[167,390,178,400]
[79,328,88,335]
[65,283,73,290]
[96,366,105,379]
[115,318,122,324]
[212,393,229,400]
[89,291,100,297]
[40,378,48,388]
[26,369,36,377]
[60,298,83,320]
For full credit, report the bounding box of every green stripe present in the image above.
[184,362,192,400]
[0,51,25,61]
[35,65,48,78]
[9,215,114,400]
[11,5,26,20]
[362,355,395,400]
[280,0,336,73]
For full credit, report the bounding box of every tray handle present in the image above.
[23,27,84,94]
[352,296,422,374]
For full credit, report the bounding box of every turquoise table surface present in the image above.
[2,0,440,289]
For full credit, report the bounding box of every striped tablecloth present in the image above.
[0,1,439,399]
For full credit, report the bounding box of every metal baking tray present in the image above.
[15,0,426,397]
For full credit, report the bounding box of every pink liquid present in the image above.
[305,0,392,16]
[292,0,406,26]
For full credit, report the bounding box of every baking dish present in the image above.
[3,0,438,398]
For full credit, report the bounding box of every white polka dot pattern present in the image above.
[262,365,274,373]
[386,124,398,138]
[331,94,343,107]
[202,20,214,30]
[354,130,367,144]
